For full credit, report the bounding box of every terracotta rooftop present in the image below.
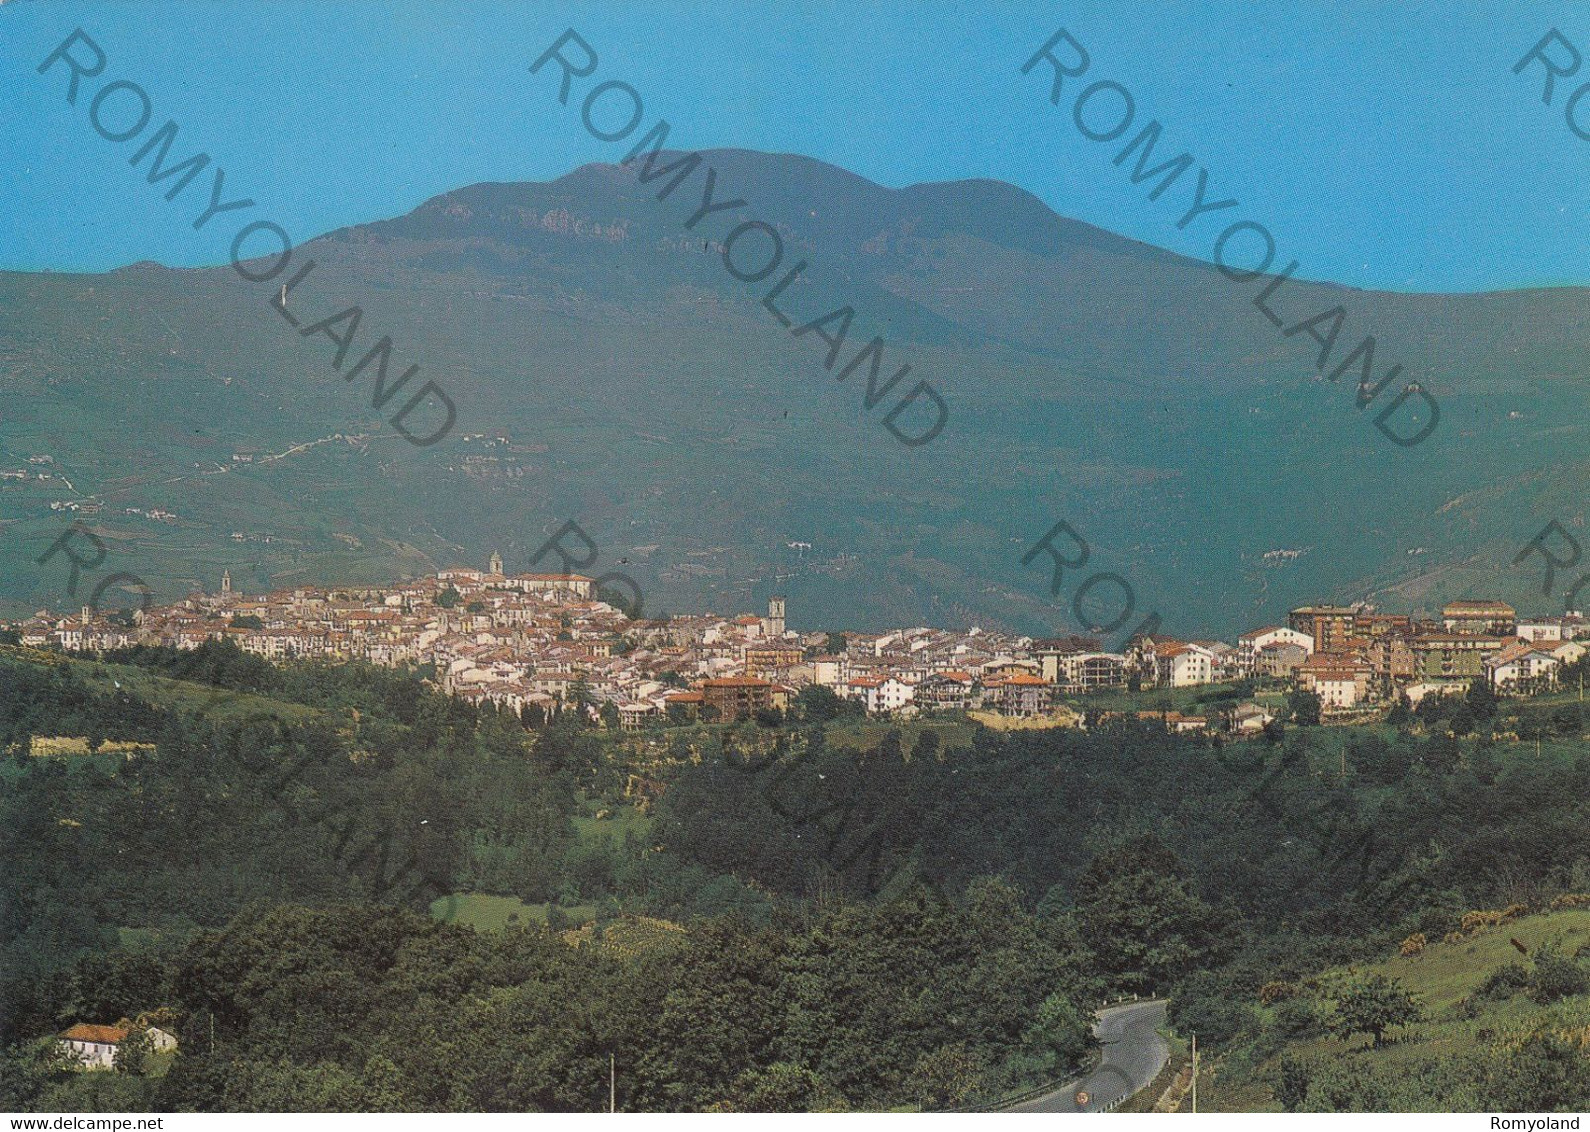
[60,1023,129,1045]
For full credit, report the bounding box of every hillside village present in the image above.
[7,554,1587,733]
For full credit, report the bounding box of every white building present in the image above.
[1484,640,1561,692]
[58,1024,176,1070]
[1155,642,1216,687]
[1236,626,1315,674]
[845,674,916,714]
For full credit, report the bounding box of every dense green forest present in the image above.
[4,643,1590,1110]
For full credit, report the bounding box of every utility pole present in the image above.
[1191,1033,1198,1114]
[610,1053,616,1114]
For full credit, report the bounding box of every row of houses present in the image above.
[1267,601,1587,709]
[8,556,1583,724]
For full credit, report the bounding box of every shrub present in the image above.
[1275,1055,1311,1113]
[1330,974,1422,1048]
[1271,996,1324,1039]
[1485,1029,1590,1111]
[1461,910,1501,934]
[1399,932,1427,958]
[1259,980,1298,1005]
[904,1043,990,1110]
[1475,962,1531,1002]
[1530,946,1589,1005]
[1170,971,1256,1048]
[1460,905,1527,936]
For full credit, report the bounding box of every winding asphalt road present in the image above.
[1009,999,1169,1113]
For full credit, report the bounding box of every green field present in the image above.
[429,892,596,932]
[572,799,652,847]
[822,716,978,752]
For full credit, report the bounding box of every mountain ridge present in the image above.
[4,147,1588,636]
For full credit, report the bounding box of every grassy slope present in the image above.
[428,892,596,931]
[0,644,324,724]
[1203,906,1590,1111]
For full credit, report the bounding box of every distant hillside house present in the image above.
[1442,600,1516,637]
[701,676,775,720]
[1483,639,1561,692]
[662,689,704,721]
[1411,634,1504,681]
[1516,614,1588,642]
[1138,709,1209,734]
[1229,701,1275,735]
[58,1023,176,1070]
[1288,605,1357,654]
[513,573,596,600]
[1237,626,1314,674]
[1256,640,1310,679]
[916,670,976,710]
[982,670,1051,717]
[1297,654,1373,708]
[843,674,917,715]
[1155,642,1216,687]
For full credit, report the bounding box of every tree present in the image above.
[1329,974,1421,1048]
[113,1026,154,1075]
[1288,688,1322,727]
[230,614,264,630]
[1168,969,1253,1047]
[710,1063,846,1112]
[904,1043,989,1110]
[1275,1054,1311,1112]
[1529,945,1588,1004]
[1018,992,1094,1075]
[1073,838,1224,992]
[435,586,461,608]
[1465,677,1498,720]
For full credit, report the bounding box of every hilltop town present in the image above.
[7,554,1586,732]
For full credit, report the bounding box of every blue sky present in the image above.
[1,0,1587,292]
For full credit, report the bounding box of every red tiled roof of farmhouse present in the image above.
[664,691,704,703]
[60,1023,129,1045]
